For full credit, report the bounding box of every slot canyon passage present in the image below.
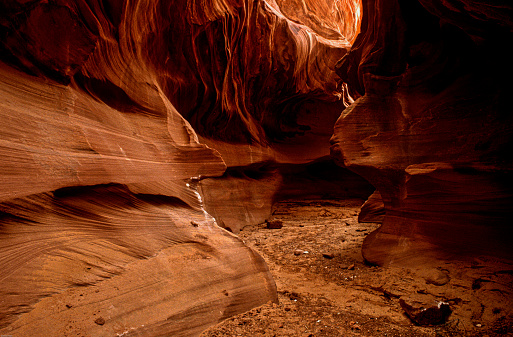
[0,0,512,335]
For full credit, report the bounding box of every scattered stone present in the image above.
[94,317,106,326]
[294,249,304,256]
[347,264,355,270]
[284,291,300,301]
[399,296,451,326]
[65,304,72,309]
[319,209,333,217]
[266,218,283,229]
[190,221,199,227]
[322,252,335,259]
[349,321,361,330]
[222,289,229,296]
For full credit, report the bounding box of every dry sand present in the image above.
[202,198,513,337]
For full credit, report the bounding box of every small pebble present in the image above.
[94,317,105,326]
[266,219,283,229]
[349,321,361,330]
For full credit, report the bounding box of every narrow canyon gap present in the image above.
[1,0,512,336]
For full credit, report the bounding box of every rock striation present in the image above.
[0,185,276,336]
[331,0,513,265]
[0,0,365,335]
[7,0,513,333]
[0,44,276,337]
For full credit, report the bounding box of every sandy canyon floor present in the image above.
[201,198,513,337]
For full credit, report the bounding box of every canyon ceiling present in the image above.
[1,0,512,335]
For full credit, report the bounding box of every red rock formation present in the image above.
[331,0,513,266]
[0,185,276,335]
[200,159,373,232]
[0,50,276,337]
[185,0,366,232]
[358,190,384,223]
[0,0,365,335]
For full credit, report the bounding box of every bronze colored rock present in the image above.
[200,159,373,233]
[331,0,513,266]
[399,296,451,326]
[0,0,365,334]
[358,190,385,223]
[94,317,106,326]
[0,185,277,335]
[294,249,306,256]
[3,0,513,334]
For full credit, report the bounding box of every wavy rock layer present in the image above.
[0,0,363,335]
[331,0,513,266]
[0,185,276,336]
[0,60,277,335]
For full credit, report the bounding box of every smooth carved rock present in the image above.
[0,61,275,334]
[0,63,225,203]
[199,165,283,233]
[358,190,385,223]
[331,0,513,265]
[0,0,366,334]
[2,0,360,333]
[197,98,373,233]
[0,185,277,335]
[153,0,358,144]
